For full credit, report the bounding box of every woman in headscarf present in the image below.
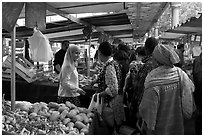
[57,45,85,106]
[139,44,195,135]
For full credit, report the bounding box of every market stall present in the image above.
[2,2,172,135]
[160,13,202,78]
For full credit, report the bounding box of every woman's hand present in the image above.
[77,88,86,95]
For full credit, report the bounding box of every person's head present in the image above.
[59,45,80,79]
[177,44,185,53]
[144,37,158,55]
[136,46,146,61]
[113,50,129,62]
[98,41,112,63]
[62,45,80,68]
[118,43,130,54]
[129,61,143,77]
[62,40,69,51]
[153,44,180,67]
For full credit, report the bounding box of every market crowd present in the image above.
[56,37,202,135]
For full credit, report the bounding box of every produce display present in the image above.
[78,74,95,87]
[2,99,94,135]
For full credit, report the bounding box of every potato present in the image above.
[79,113,86,117]
[74,121,87,129]
[29,112,37,117]
[59,103,66,108]
[48,108,56,113]
[80,127,89,134]
[67,113,74,119]
[70,103,77,109]
[65,101,72,108]
[83,115,89,124]
[77,107,86,113]
[88,118,92,123]
[69,109,79,116]
[49,111,60,121]
[48,102,60,109]
[58,106,69,113]
[87,112,94,118]
[72,115,83,123]
[37,129,46,135]
[67,122,75,128]
[63,118,71,125]
[60,110,69,120]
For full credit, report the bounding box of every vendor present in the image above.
[53,40,69,74]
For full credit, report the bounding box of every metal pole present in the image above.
[87,37,91,78]
[11,25,16,111]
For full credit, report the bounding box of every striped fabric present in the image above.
[139,66,184,135]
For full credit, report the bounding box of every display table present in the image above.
[2,77,98,108]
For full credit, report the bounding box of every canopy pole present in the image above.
[11,25,16,111]
[87,37,91,78]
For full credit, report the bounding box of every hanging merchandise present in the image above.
[28,28,53,62]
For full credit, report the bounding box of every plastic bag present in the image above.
[88,111,110,135]
[88,93,103,114]
[28,29,53,62]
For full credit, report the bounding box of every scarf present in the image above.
[153,44,180,67]
[145,66,179,89]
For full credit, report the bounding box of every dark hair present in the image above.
[118,43,130,54]
[137,47,146,56]
[62,40,69,46]
[98,41,112,56]
[144,37,158,54]
[94,50,98,59]
[113,50,129,61]
[177,44,184,49]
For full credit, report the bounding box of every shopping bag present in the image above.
[88,111,111,135]
[177,68,196,119]
[88,93,97,111]
[102,104,114,127]
[88,93,103,114]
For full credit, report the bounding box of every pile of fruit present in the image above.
[2,99,94,135]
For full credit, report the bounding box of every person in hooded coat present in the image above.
[139,44,195,135]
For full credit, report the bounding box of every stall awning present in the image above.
[160,14,202,40]
[2,2,169,44]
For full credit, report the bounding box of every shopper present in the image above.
[123,47,145,109]
[128,37,159,128]
[113,49,130,98]
[91,50,103,73]
[174,43,185,68]
[97,41,125,134]
[53,40,69,74]
[57,45,85,106]
[139,44,194,135]
[192,52,202,135]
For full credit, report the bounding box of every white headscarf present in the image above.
[59,45,80,80]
